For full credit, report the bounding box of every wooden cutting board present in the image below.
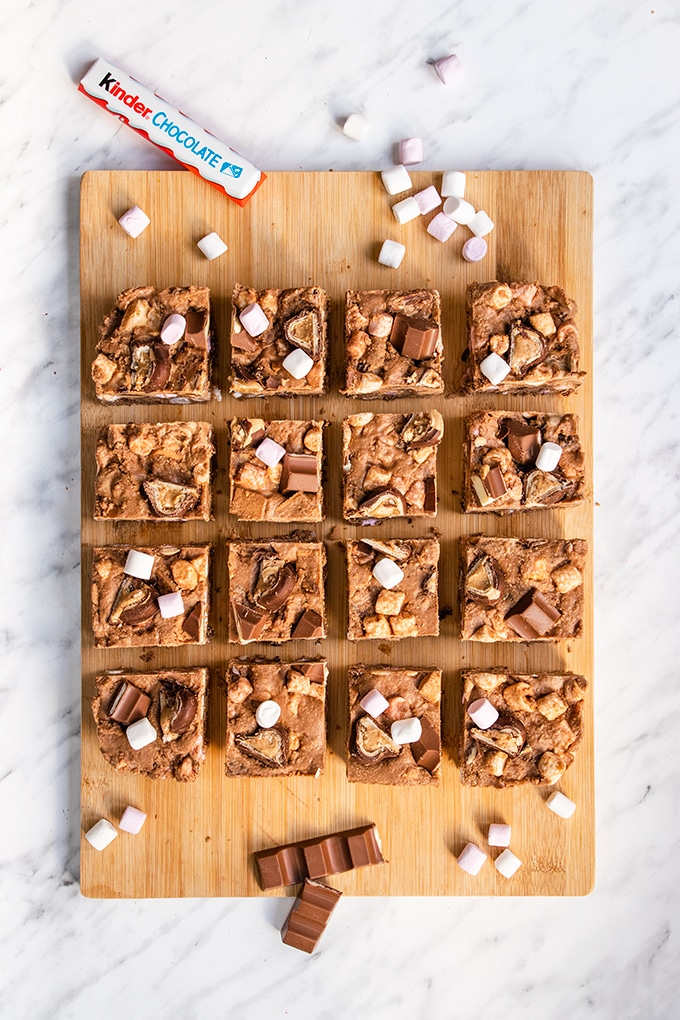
[80,169,593,897]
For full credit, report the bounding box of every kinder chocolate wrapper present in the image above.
[79,58,265,205]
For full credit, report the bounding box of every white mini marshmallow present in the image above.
[546,791,576,818]
[282,348,314,379]
[381,165,413,196]
[392,196,421,224]
[126,716,157,751]
[239,302,269,337]
[414,186,441,215]
[160,313,186,345]
[399,137,423,165]
[434,53,464,85]
[488,823,512,847]
[118,205,150,238]
[443,197,475,224]
[495,848,522,878]
[462,237,488,263]
[255,437,287,467]
[468,211,495,237]
[457,842,487,876]
[536,442,563,472]
[124,549,155,580]
[427,212,458,242]
[480,352,511,386]
[197,231,228,260]
[441,171,466,198]
[359,689,390,718]
[119,806,147,835]
[84,818,118,851]
[157,591,184,619]
[378,239,407,268]
[343,113,371,141]
[372,557,405,590]
[467,697,499,730]
[391,716,422,745]
[255,700,282,728]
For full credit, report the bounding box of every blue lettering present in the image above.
[220,161,243,179]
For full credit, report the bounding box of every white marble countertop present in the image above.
[2,0,679,1016]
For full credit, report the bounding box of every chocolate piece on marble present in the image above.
[254,823,385,889]
[108,682,152,725]
[390,313,440,360]
[291,609,323,640]
[280,453,319,494]
[281,879,342,954]
[505,589,561,639]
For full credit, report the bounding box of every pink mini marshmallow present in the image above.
[359,689,390,718]
[160,313,186,345]
[239,302,269,337]
[462,237,488,263]
[457,842,487,876]
[255,437,286,468]
[427,212,458,243]
[399,137,423,165]
[157,591,184,619]
[467,697,499,729]
[414,186,441,215]
[118,205,150,238]
[434,53,463,85]
[119,806,147,835]
[488,823,511,847]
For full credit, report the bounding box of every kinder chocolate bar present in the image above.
[79,58,264,205]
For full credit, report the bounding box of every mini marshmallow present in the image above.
[546,791,576,818]
[343,113,371,141]
[124,549,155,580]
[239,302,269,337]
[160,312,186,345]
[157,591,184,619]
[457,842,487,876]
[372,557,405,590]
[480,352,511,386]
[126,716,157,751]
[359,689,390,718]
[399,137,423,165]
[381,165,413,196]
[282,348,314,379]
[462,237,488,263]
[255,700,282,729]
[197,231,228,260]
[536,442,563,472]
[392,196,421,224]
[378,239,406,268]
[434,53,464,85]
[84,818,118,851]
[467,697,499,730]
[255,437,287,467]
[413,186,441,215]
[488,823,512,847]
[495,848,522,878]
[427,212,458,243]
[118,205,150,238]
[391,716,423,745]
[468,211,495,237]
[119,806,147,835]
[443,197,475,224]
[441,171,466,198]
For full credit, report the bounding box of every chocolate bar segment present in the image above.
[254,823,385,889]
[281,879,342,954]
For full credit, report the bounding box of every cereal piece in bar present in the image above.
[254,823,385,889]
[281,879,342,954]
[460,668,587,788]
[346,539,439,641]
[459,536,586,642]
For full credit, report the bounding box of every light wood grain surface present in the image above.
[80,169,593,897]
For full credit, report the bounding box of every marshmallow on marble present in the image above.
[255,437,287,467]
[457,842,487,876]
[392,196,421,224]
[536,442,563,472]
[343,113,371,141]
[488,823,512,847]
[546,791,576,818]
[391,716,423,745]
[399,137,423,165]
[462,237,488,263]
[359,689,390,718]
[434,53,464,85]
[197,231,228,260]
[468,210,495,237]
[126,716,157,751]
[467,697,499,730]
[381,165,413,196]
[413,186,441,215]
[283,348,314,379]
[160,313,186,345]
[427,212,458,243]
[441,171,466,198]
[495,848,522,878]
[372,557,404,590]
[480,352,511,386]
[443,196,475,224]
[84,818,118,851]
[119,806,147,835]
[124,549,155,580]
[378,239,406,268]
[239,302,269,337]
[255,700,282,729]
[157,591,184,619]
[118,205,150,238]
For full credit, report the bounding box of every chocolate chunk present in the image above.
[353,716,401,763]
[389,313,440,360]
[185,308,207,347]
[471,718,526,755]
[109,577,158,626]
[255,562,297,612]
[107,681,151,725]
[280,453,319,494]
[291,609,323,639]
[400,411,443,449]
[142,479,200,518]
[483,465,507,499]
[466,555,503,603]
[299,662,326,682]
[231,330,259,352]
[148,342,171,390]
[159,684,197,741]
[505,589,561,638]
[423,476,437,513]
[358,487,407,518]
[508,324,546,375]
[255,823,384,890]
[235,727,288,767]
[411,716,441,773]
[281,879,342,954]
[265,376,281,389]
[232,601,268,641]
[501,418,541,465]
[284,310,320,355]
[181,603,202,641]
[524,470,570,505]
[256,845,307,889]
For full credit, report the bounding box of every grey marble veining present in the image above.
[1,0,679,1016]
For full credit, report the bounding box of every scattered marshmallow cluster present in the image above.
[85,806,147,850]
[117,205,229,261]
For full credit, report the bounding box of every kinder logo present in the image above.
[220,161,243,179]
[99,71,152,118]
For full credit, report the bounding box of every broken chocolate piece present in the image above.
[148,342,171,390]
[184,307,207,346]
[471,719,526,755]
[109,577,158,626]
[255,823,384,890]
[299,661,326,682]
[235,727,288,767]
[292,609,323,639]
[280,453,319,494]
[232,418,267,449]
[159,684,198,742]
[232,602,268,641]
[181,603,202,641]
[410,716,441,773]
[142,479,200,518]
[501,418,542,465]
[231,330,259,353]
[466,555,503,603]
[483,465,507,499]
[254,561,297,612]
[508,323,546,376]
[353,716,401,763]
[423,476,437,513]
[505,589,561,638]
[281,879,342,954]
[390,313,439,360]
[107,682,152,725]
[284,310,320,355]
[524,470,569,505]
[357,487,407,518]
[400,411,444,449]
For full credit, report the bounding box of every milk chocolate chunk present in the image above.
[411,716,441,773]
[254,560,297,612]
[506,589,561,638]
[160,685,197,741]
[235,727,288,767]
[284,310,320,355]
[390,313,439,360]
[281,879,342,954]
[466,556,503,603]
[502,418,541,464]
[143,479,200,518]
[109,578,158,626]
[423,476,436,513]
[233,602,268,641]
[400,411,443,449]
[299,662,327,682]
[524,470,569,505]
[292,609,323,639]
[108,682,152,725]
[358,487,406,518]
[483,465,506,499]
[255,823,384,889]
[185,307,207,346]
[280,454,319,494]
[181,604,203,641]
[230,330,259,353]
[353,716,401,763]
